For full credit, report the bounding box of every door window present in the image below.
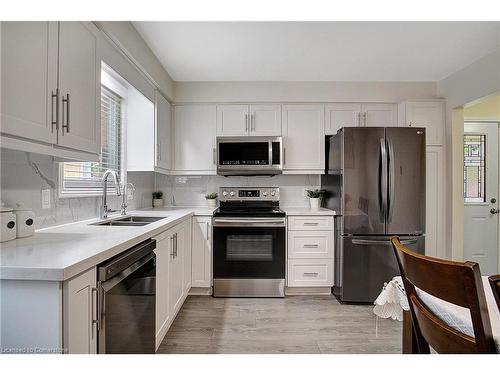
[463,134,486,203]
[227,234,273,261]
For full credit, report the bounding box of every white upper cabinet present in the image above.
[1,21,100,160]
[1,22,58,144]
[249,104,282,136]
[217,105,249,136]
[174,105,217,174]
[325,103,361,135]
[156,91,172,171]
[282,104,325,174]
[361,103,398,127]
[217,104,282,136]
[404,101,445,145]
[57,22,100,154]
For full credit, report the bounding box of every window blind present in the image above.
[60,86,123,195]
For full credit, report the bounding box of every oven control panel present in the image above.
[219,187,280,201]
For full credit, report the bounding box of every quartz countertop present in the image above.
[0,207,213,282]
[281,207,337,216]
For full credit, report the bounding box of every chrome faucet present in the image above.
[101,170,121,219]
[120,182,136,216]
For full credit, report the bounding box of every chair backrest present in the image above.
[489,275,500,312]
[391,236,496,353]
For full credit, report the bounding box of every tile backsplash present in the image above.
[154,174,321,208]
[0,149,154,229]
[1,148,321,229]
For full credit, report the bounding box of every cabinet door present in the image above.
[1,22,58,144]
[361,103,398,127]
[180,220,192,294]
[174,105,217,173]
[57,22,100,154]
[153,231,172,347]
[249,104,282,136]
[191,217,212,288]
[425,146,445,258]
[216,105,249,136]
[405,101,444,145]
[169,230,184,317]
[156,92,172,170]
[325,103,362,135]
[282,104,325,173]
[63,268,97,354]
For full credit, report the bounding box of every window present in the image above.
[59,70,126,197]
[463,134,486,203]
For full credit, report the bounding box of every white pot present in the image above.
[309,197,320,210]
[207,198,217,208]
[153,198,164,208]
[0,203,17,242]
[13,202,35,238]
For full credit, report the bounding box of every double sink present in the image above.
[91,216,167,227]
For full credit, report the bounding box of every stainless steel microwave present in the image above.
[216,136,283,176]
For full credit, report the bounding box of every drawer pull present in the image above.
[303,244,319,248]
[303,272,319,277]
[303,222,319,226]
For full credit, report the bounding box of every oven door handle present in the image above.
[100,252,155,292]
[213,218,286,227]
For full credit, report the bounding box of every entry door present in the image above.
[463,123,499,275]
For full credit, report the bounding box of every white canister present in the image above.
[13,203,35,238]
[0,203,17,242]
[206,198,217,208]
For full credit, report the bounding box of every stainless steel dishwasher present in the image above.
[97,239,156,354]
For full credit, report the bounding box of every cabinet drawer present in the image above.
[288,216,334,231]
[288,231,333,259]
[287,259,333,287]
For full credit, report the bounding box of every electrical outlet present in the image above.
[41,189,51,209]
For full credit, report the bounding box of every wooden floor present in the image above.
[157,295,402,354]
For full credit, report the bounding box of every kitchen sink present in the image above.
[91,216,167,226]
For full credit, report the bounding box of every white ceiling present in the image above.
[133,21,500,82]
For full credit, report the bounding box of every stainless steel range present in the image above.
[212,187,285,297]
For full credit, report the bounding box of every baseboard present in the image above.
[188,287,212,296]
[285,286,332,296]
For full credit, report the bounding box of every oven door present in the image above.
[213,217,286,279]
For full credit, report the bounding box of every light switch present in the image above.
[41,189,51,209]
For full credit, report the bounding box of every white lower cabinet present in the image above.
[62,268,97,354]
[191,216,212,288]
[287,215,334,289]
[153,218,192,350]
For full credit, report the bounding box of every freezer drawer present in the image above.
[338,235,424,303]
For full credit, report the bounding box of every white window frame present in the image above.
[58,64,129,198]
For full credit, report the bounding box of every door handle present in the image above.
[91,287,99,336]
[251,114,254,132]
[490,208,499,215]
[245,114,248,132]
[379,138,388,222]
[62,93,70,134]
[387,140,395,223]
[51,89,59,132]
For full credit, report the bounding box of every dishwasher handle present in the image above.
[98,239,156,281]
[100,252,155,292]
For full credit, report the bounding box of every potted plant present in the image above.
[305,189,325,210]
[205,192,218,208]
[152,191,164,208]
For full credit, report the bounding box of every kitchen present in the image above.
[1,5,500,370]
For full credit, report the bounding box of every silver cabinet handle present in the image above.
[213,148,216,165]
[170,235,175,257]
[206,222,210,241]
[303,244,319,248]
[62,93,70,134]
[251,114,254,132]
[283,147,286,165]
[245,113,248,132]
[363,112,367,126]
[174,233,178,257]
[303,222,319,226]
[303,272,319,277]
[51,89,59,132]
[91,287,98,337]
[357,112,361,126]
[96,281,103,332]
[409,121,413,127]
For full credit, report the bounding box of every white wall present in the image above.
[437,48,500,260]
[174,81,438,103]
[94,21,175,101]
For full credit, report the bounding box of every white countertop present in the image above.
[281,207,337,216]
[0,207,213,282]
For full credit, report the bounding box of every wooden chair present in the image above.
[391,236,496,353]
[489,275,500,312]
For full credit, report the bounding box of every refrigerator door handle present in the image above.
[387,139,395,223]
[379,138,388,222]
[351,238,418,246]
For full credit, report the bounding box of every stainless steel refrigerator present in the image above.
[321,127,426,303]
